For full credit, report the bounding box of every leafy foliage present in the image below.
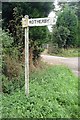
[2,65,78,118]
[2,2,53,65]
[2,71,24,94]
[1,29,13,54]
[1,3,79,118]
[48,47,80,57]
[52,4,78,48]
[52,26,70,48]
[76,2,80,47]
[1,28,24,91]
[8,7,24,48]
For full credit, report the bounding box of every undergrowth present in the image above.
[2,65,78,118]
[48,48,80,57]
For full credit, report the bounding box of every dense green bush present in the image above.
[1,29,24,94]
[2,3,53,65]
[52,5,78,49]
[2,70,24,94]
[48,43,62,54]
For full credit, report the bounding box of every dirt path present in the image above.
[41,55,80,77]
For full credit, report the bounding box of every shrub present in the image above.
[48,43,62,54]
[2,70,24,94]
[3,54,23,79]
[1,29,24,94]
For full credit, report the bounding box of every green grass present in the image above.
[49,48,80,57]
[2,65,78,118]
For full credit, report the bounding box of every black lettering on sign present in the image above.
[29,20,32,24]
[36,20,41,23]
[42,19,46,23]
[29,18,52,26]
[29,20,34,24]
[34,20,36,24]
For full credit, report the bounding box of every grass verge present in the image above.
[2,65,78,118]
[49,48,80,57]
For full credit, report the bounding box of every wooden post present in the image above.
[22,16,54,96]
[25,15,29,96]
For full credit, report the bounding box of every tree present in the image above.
[2,2,53,67]
[52,26,70,48]
[52,4,78,48]
[75,2,80,47]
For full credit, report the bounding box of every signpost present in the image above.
[22,15,54,96]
